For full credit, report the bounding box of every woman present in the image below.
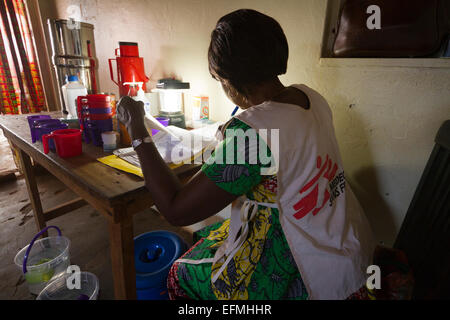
[117,9,375,300]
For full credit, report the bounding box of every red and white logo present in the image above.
[293,154,339,220]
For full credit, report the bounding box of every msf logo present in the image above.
[366,5,381,30]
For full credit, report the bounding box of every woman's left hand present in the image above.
[117,96,149,140]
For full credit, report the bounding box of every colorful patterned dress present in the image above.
[167,118,309,300]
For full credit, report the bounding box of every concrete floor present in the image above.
[0,130,221,300]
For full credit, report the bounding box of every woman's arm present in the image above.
[117,96,237,226]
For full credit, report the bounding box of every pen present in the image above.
[231,106,239,117]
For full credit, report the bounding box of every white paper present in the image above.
[114,122,222,166]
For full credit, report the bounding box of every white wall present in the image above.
[38,0,450,245]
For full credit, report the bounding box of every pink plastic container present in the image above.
[42,129,82,158]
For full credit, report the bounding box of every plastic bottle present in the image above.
[61,76,68,111]
[136,83,152,115]
[62,75,87,119]
[124,82,151,115]
[145,92,159,116]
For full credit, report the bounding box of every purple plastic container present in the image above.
[79,102,114,147]
[86,123,101,146]
[32,119,61,128]
[84,119,113,146]
[31,119,62,144]
[86,108,112,115]
[27,115,51,143]
[151,118,170,136]
[36,122,69,151]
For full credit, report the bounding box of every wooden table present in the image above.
[0,112,200,300]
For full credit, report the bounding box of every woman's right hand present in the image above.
[117,96,149,140]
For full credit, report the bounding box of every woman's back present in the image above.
[234,84,376,299]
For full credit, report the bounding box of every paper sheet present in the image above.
[97,155,184,179]
[116,123,220,164]
[98,155,144,178]
[98,122,222,178]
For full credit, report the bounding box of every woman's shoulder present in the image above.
[220,117,253,137]
[228,117,252,130]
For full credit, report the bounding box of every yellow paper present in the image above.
[98,155,144,178]
[97,155,192,178]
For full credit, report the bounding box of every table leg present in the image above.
[17,149,48,237]
[108,207,136,300]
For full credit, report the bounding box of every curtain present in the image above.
[0,0,45,114]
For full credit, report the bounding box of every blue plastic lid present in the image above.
[68,75,79,82]
[134,231,187,289]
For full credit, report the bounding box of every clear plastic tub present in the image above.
[14,236,70,295]
[37,272,99,300]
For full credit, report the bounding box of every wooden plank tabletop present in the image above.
[0,112,200,210]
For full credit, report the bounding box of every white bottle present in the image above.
[62,75,87,119]
[145,92,160,117]
[124,82,151,115]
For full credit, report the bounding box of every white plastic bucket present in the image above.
[36,272,99,300]
[14,226,70,295]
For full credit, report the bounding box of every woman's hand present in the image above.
[117,96,149,140]
[117,96,236,227]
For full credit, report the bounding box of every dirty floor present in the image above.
[0,130,218,300]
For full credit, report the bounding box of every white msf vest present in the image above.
[228,84,375,300]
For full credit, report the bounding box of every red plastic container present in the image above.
[42,129,82,158]
[77,94,112,110]
[77,94,114,129]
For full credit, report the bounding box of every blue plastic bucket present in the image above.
[134,231,188,300]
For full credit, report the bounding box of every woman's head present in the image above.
[208,9,289,107]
